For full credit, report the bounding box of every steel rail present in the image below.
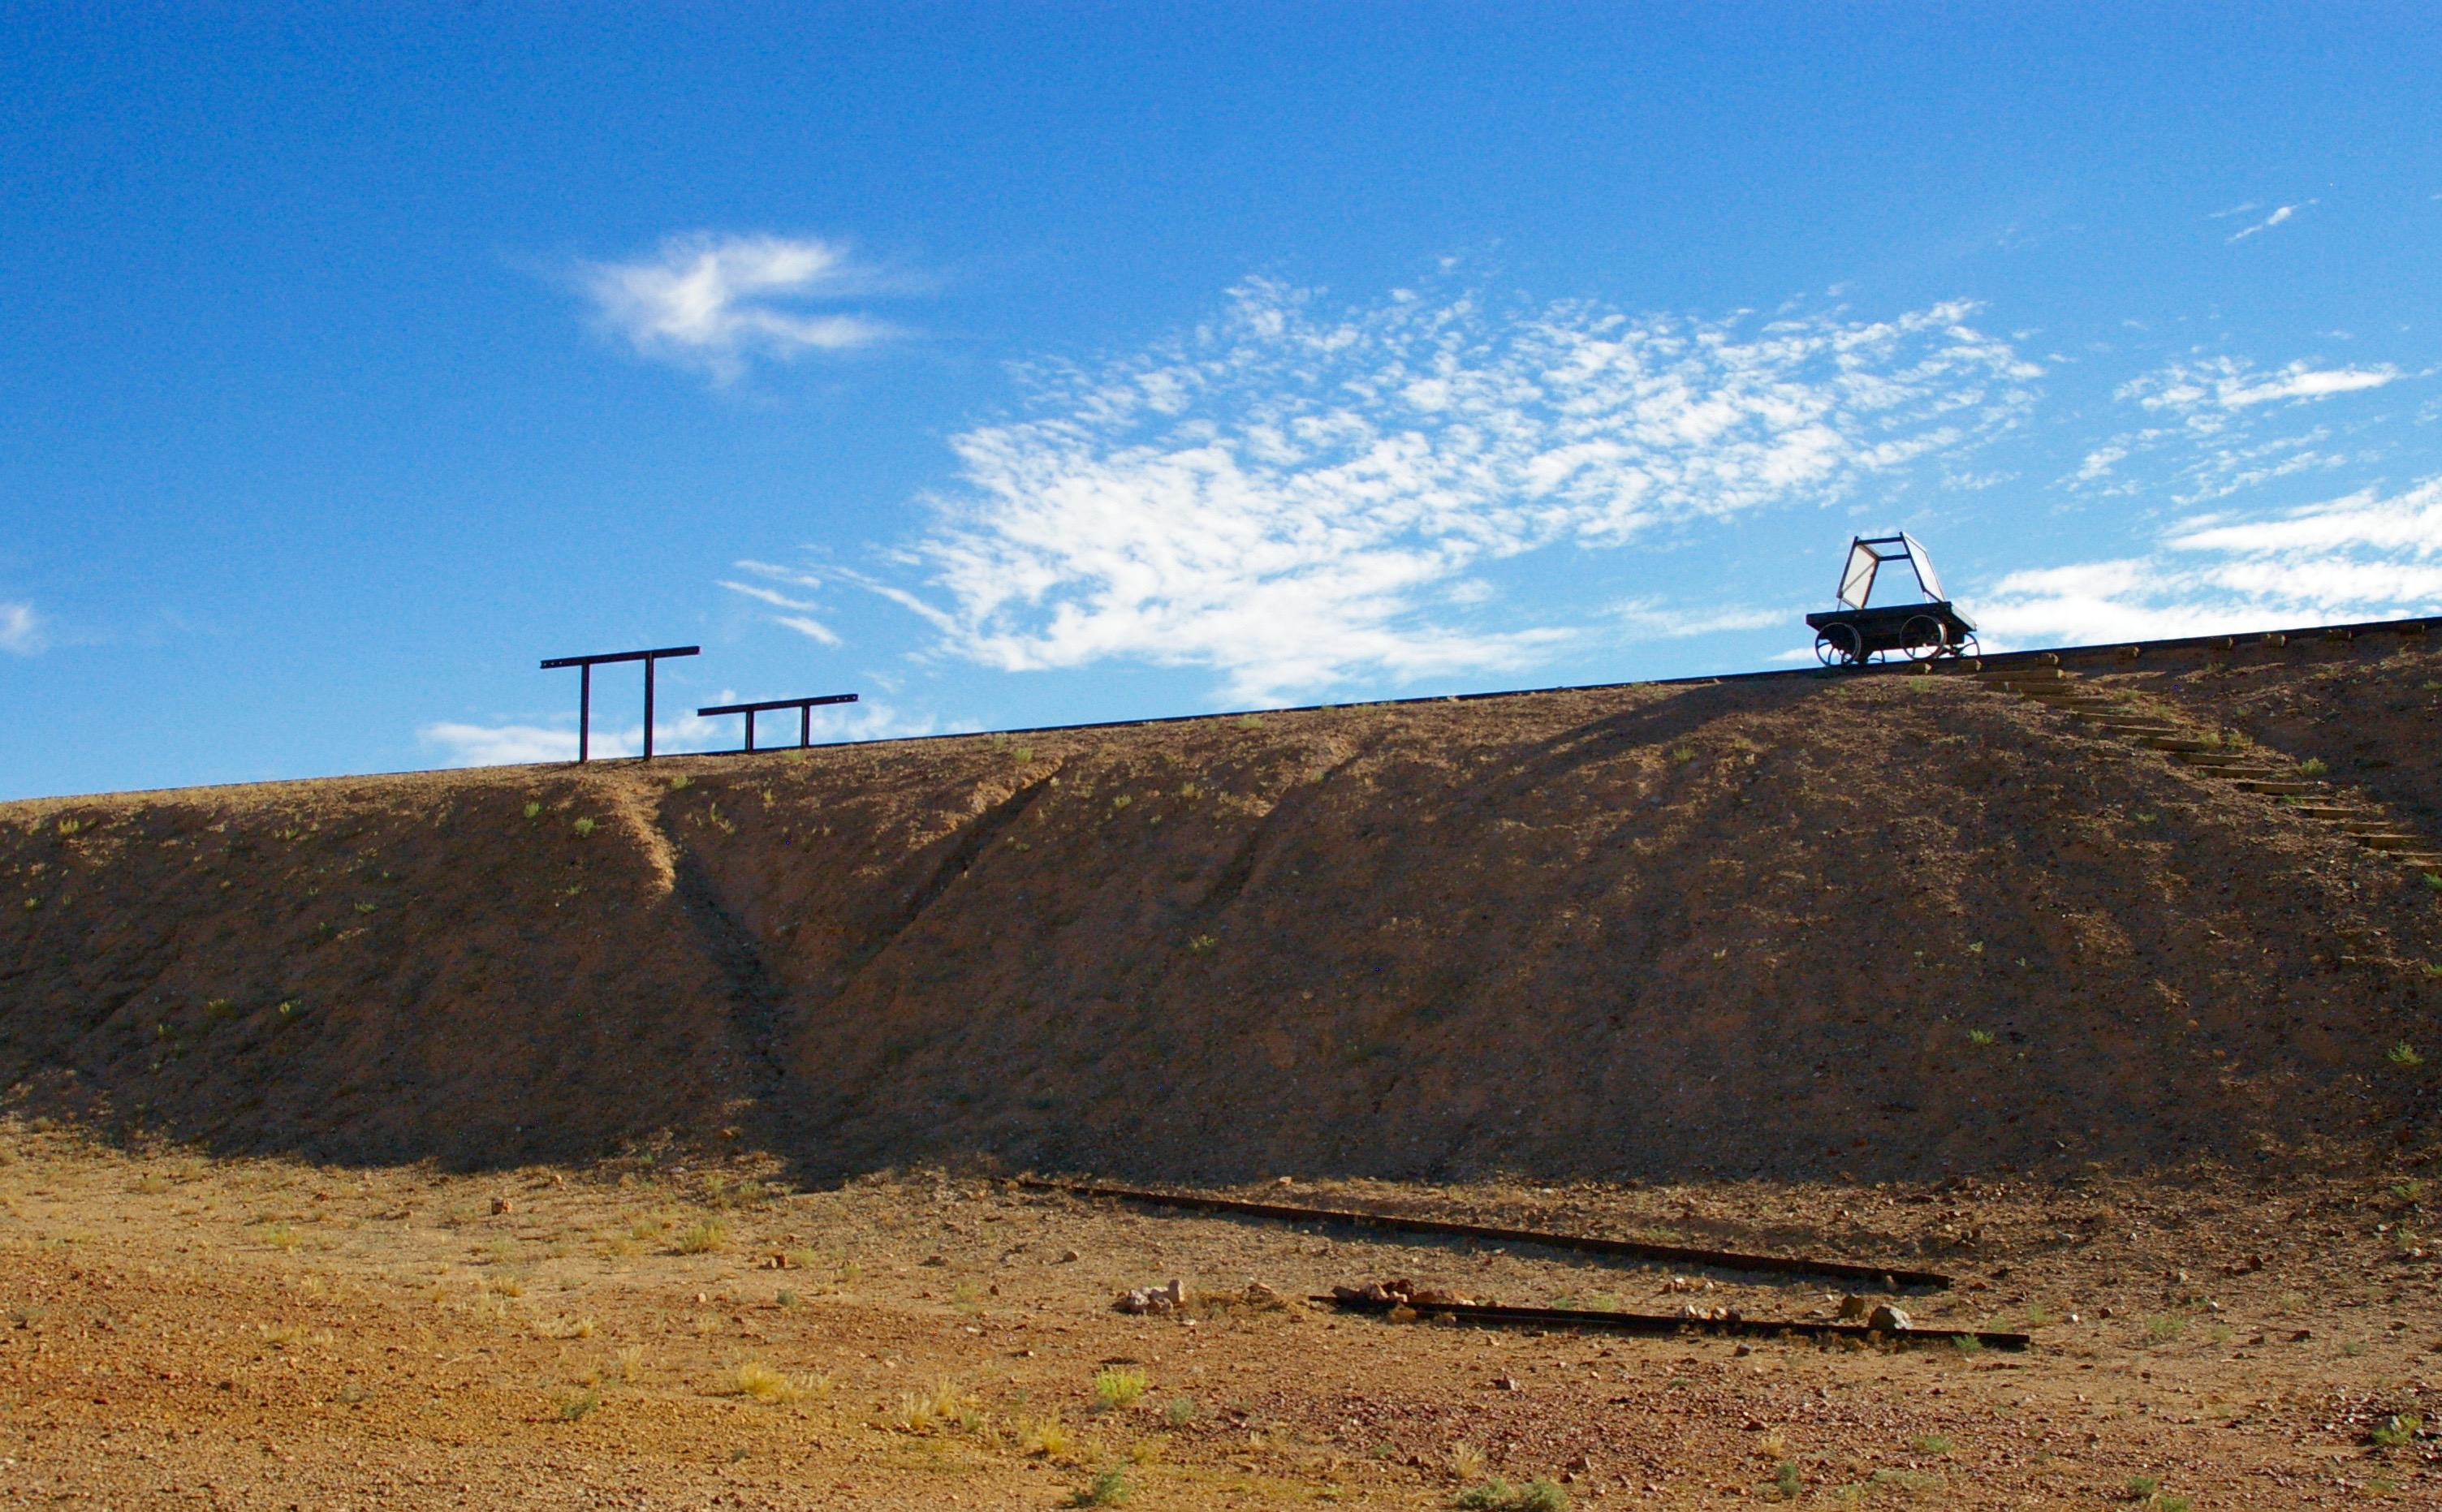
[1315,1292,2027,1350]
[1016,1178,1950,1290]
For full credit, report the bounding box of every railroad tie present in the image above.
[1978,664,2442,874]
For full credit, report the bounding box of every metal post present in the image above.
[744,709,757,754]
[578,664,591,764]
[642,655,657,761]
[800,704,811,747]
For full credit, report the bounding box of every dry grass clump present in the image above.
[731,1358,826,1405]
[891,1378,979,1434]
[673,1219,728,1254]
[615,1345,648,1383]
[1019,1412,1076,1460]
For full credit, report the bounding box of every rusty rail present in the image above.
[1016,1178,1949,1290]
[1316,1291,2026,1350]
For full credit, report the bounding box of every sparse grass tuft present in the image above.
[1456,1476,1569,1511]
[1448,1441,1486,1480]
[2300,757,2328,777]
[2389,1041,2425,1069]
[1164,1394,1197,1426]
[556,1385,601,1421]
[264,1221,302,1251]
[2125,1475,2159,1498]
[2372,1413,2423,1449]
[1067,1466,1129,1507]
[1094,1366,1147,1410]
[1021,1414,1076,1459]
[673,1219,728,1254]
[615,1345,647,1383]
[1668,745,1697,765]
[523,801,542,818]
[668,774,691,790]
[1911,1432,1954,1456]
[572,816,596,836]
[1950,1334,1983,1353]
[2144,1314,2185,1344]
[1967,1028,1996,1047]
[1772,1459,1801,1501]
[1187,934,1218,955]
[733,1359,824,1404]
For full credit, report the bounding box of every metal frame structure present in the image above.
[538,645,701,762]
[1803,532,1978,668]
[696,693,859,753]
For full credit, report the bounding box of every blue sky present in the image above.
[4,4,2439,799]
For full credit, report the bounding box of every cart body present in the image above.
[1806,533,1978,667]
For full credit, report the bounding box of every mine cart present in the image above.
[1804,532,1978,668]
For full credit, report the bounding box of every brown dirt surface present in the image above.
[3,632,2442,1505]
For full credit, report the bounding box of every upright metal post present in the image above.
[542,646,700,765]
[800,704,811,747]
[641,654,658,761]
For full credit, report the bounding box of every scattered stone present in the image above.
[920,1255,947,1268]
[1836,1295,1870,1320]
[490,1197,513,1216]
[1115,1279,1189,1315]
[1057,1250,1081,1264]
[1492,1375,1521,1392]
[1867,1304,1913,1333]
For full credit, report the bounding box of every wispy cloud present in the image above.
[418,697,930,768]
[865,278,2038,702]
[579,233,901,381]
[2070,352,2412,504]
[720,566,843,644]
[2227,203,2302,243]
[1974,476,2442,645]
[0,602,42,657]
[2121,356,2401,418]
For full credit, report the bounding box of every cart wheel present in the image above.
[1901,615,1944,662]
[1816,625,1863,667]
[1955,632,1980,661]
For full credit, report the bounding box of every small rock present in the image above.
[1244,1281,1279,1302]
[1493,1375,1521,1392]
[1057,1249,1081,1264]
[2289,1328,2312,1342]
[920,1255,947,1268]
[490,1197,513,1216]
[1836,1295,1870,1321]
[1867,1304,1913,1333]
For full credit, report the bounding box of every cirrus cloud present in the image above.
[868,278,2040,702]
[0,601,43,657]
[579,233,901,381]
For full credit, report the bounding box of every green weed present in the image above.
[1668,745,1697,765]
[1163,1394,1197,1426]
[668,774,691,790]
[2144,1314,2185,1344]
[1967,1028,1996,1047]
[2302,757,2328,778]
[1772,1460,1801,1501]
[1187,934,1218,955]
[1456,1478,1568,1512]
[1910,1433,1953,1456]
[572,817,596,837]
[1950,1333,1983,1353]
[2125,1475,2159,1498]
[523,801,541,819]
[2372,1412,2423,1449]
[2390,1041,2426,1069]
[1094,1367,1146,1411]
[557,1385,602,1421]
[1066,1466,1128,1507]
[673,1219,727,1254]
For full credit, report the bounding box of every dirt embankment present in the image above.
[5,643,2440,1182]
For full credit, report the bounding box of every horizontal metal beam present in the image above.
[1317,1292,2026,1350]
[539,646,701,670]
[695,693,858,717]
[1017,1178,1949,1290]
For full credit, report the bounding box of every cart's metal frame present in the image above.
[1803,533,1978,668]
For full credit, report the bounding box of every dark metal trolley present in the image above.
[1804,532,1978,668]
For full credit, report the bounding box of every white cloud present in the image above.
[579,233,900,380]
[2069,351,2415,506]
[0,601,41,657]
[2121,356,2401,418]
[419,722,590,766]
[1974,476,2442,646]
[876,279,2039,702]
[420,698,930,768]
[723,562,843,644]
[2227,204,2297,243]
